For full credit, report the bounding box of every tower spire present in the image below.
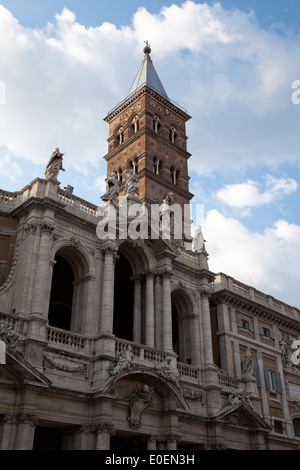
[127,43,169,100]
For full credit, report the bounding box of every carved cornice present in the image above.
[211,289,300,333]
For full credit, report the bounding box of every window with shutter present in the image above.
[253,364,261,387]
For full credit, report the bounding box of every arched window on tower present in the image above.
[169,126,177,143]
[117,168,123,182]
[153,115,161,133]
[171,167,178,184]
[132,115,139,133]
[153,157,160,175]
[118,127,124,145]
[129,158,138,175]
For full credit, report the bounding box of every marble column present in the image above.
[145,270,155,348]
[96,423,115,450]
[132,274,142,343]
[31,220,54,318]
[154,273,163,349]
[147,435,157,450]
[0,415,17,450]
[162,269,173,352]
[200,289,214,366]
[100,246,118,335]
[14,414,38,450]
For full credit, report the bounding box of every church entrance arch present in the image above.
[171,289,195,364]
[48,244,91,334]
[113,253,134,341]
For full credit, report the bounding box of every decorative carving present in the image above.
[127,384,154,428]
[110,345,135,376]
[24,222,38,236]
[43,355,88,378]
[40,221,54,235]
[45,148,65,180]
[280,334,300,372]
[154,359,180,388]
[0,322,23,356]
[228,388,252,407]
[101,171,120,203]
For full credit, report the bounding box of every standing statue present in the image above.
[192,225,205,251]
[241,347,254,380]
[101,171,121,203]
[110,345,134,376]
[45,148,65,180]
[123,169,139,198]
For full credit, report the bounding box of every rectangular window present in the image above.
[259,324,275,339]
[236,315,254,332]
[264,367,283,393]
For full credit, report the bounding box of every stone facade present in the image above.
[1,48,300,451]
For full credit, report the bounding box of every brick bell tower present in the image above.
[103,43,194,240]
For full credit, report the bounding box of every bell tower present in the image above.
[103,44,194,239]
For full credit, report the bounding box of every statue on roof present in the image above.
[45,148,65,180]
[101,171,120,203]
[123,169,139,198]
[192,225,206,252]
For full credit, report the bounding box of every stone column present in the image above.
[166,435,178,450]
[162,269,173,352]
[132,274,142,344]
[200,289,214,366]
[100,245,118,334]
[14,414,38,450]
[31,220,54,318]
[145,270,155,348]
[154,273,163,349]
[13,221,39,315]
[147,435,157,450]
[72,426,96,450]
[96,423,115,450]
[0,415,18,450]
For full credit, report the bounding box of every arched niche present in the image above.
[171,288,195,364]
[48,242,92,334]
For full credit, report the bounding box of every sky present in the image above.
[0,0,300,308]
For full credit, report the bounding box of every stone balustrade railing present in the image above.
[47,326,87,351]
[218,373,240,391]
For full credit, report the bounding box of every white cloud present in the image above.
[204,210,300,308]
[0,1,299,184]
[216,176,298,208]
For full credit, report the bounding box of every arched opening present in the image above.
[48,255,74,331]
[172,301,180,358]
[293,418,300,437]
[113,253,134,341]
[48,245,91,334]
[171,290,195,364]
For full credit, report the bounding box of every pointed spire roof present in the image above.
[127,42,169,100]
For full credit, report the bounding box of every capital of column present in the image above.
[144,268,156,279]
[24,221,39,237]
[16,413,39,428]
[40,221,55,235]
[199,287,211,299]
[96,422,116,436]
[159,268,173,280]
[100,244,119,262]
[131,273,143,283]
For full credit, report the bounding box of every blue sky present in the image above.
[0,1,300,307]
